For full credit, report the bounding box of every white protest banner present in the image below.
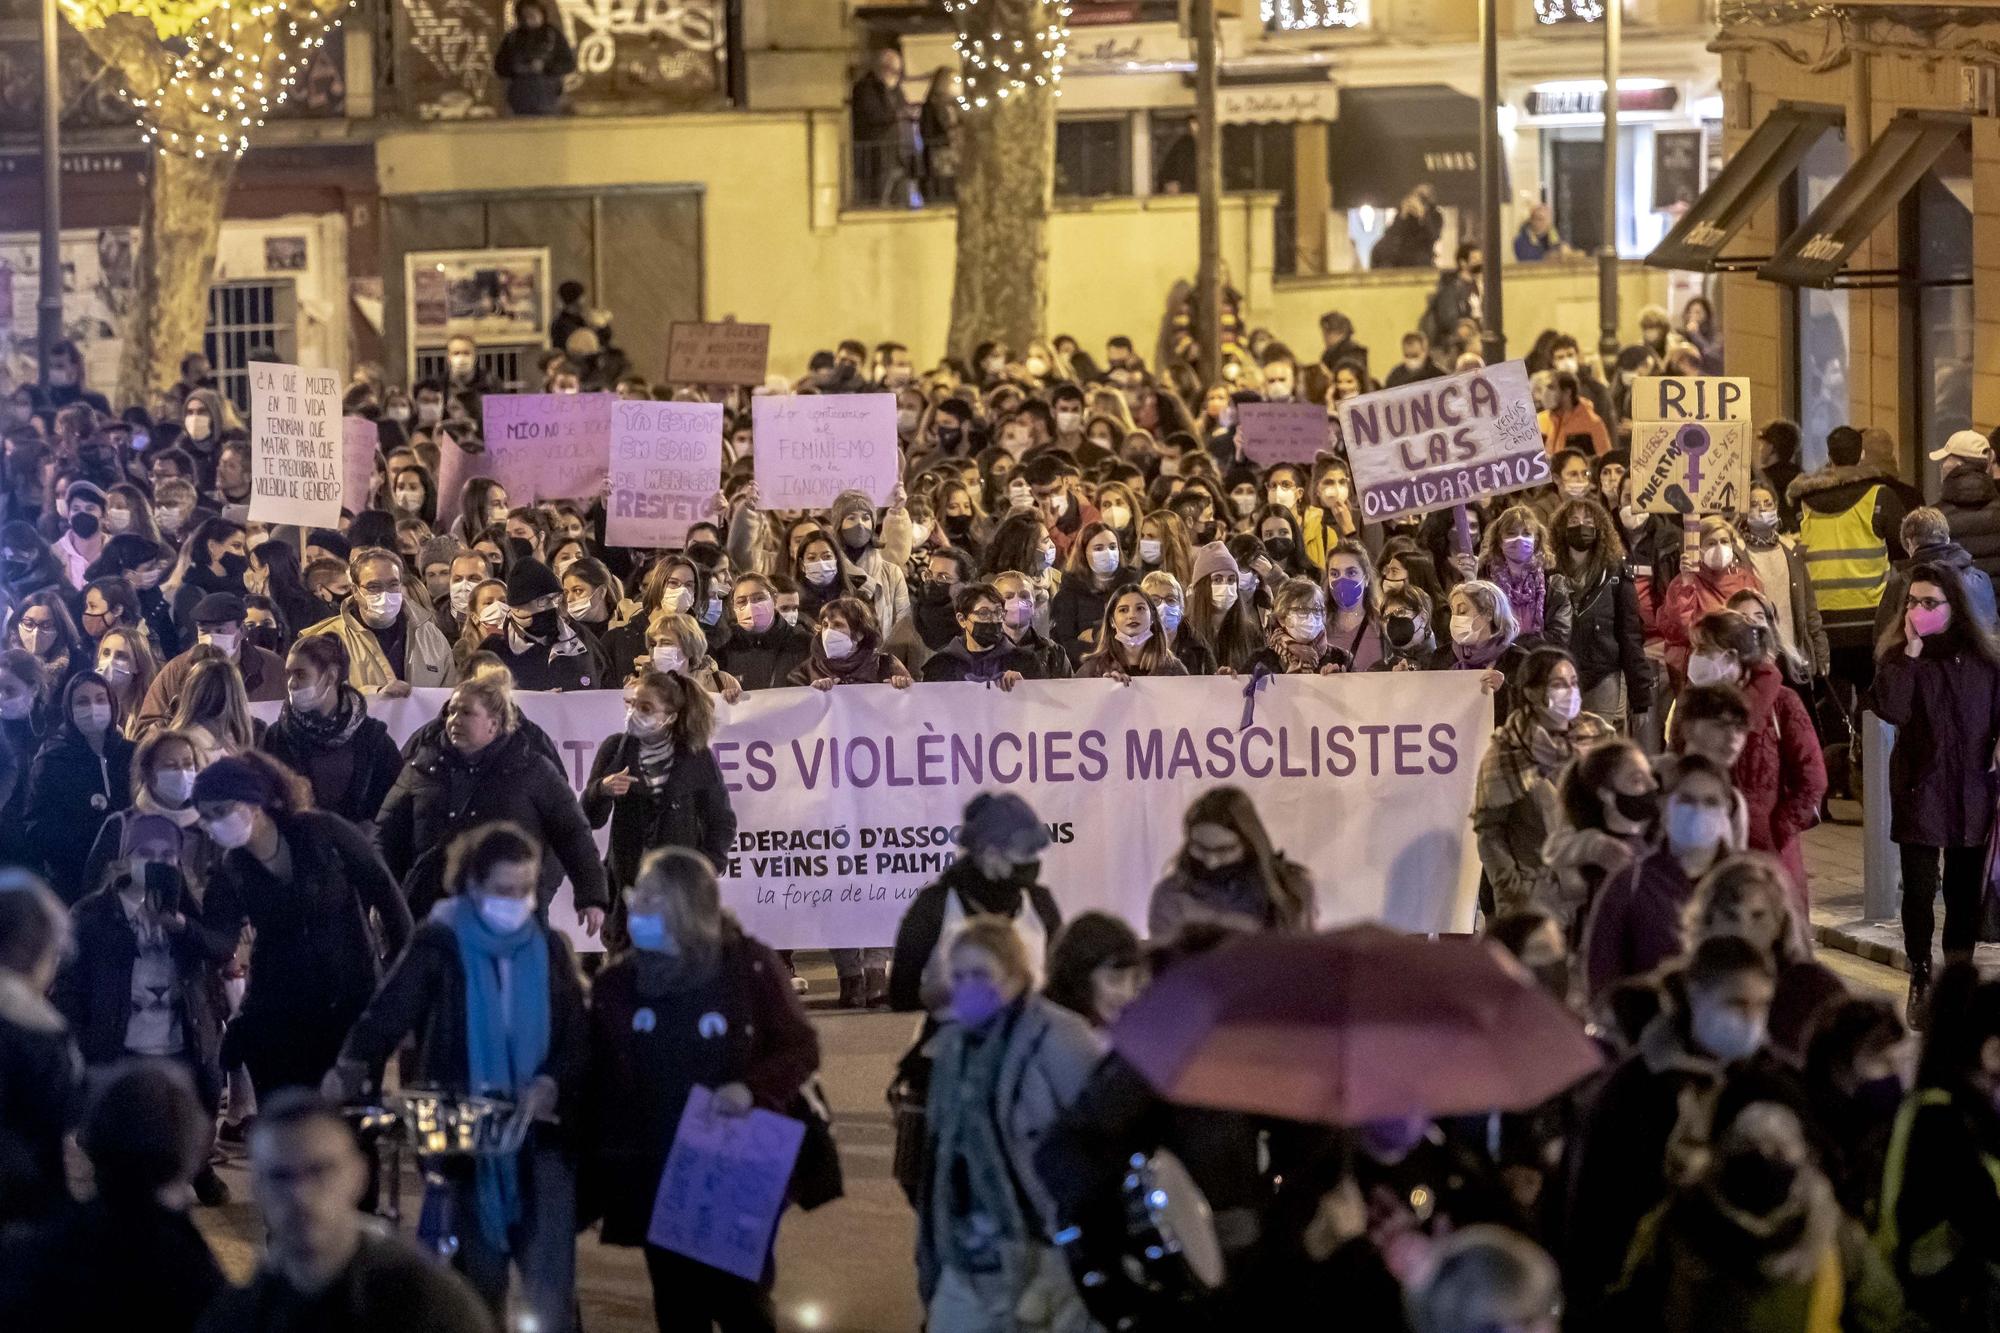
[479,392,614,501]
[1630,376,1752,515]
[1236,401,1333,466]
[263,673,1491,949]
[1341,361,1548,522]
[751,394,898,509]
[607,399,724,549]
[248,361,343,528]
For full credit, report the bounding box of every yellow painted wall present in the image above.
[375,110,1660,380]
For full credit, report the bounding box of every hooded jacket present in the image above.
[1940,465,2000,583]
[1874,539,1999,644]
[24,721,134,901]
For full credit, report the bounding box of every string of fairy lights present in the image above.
[116,1,351,160]
[1261,0,1366,30]
[948,0,1072,111]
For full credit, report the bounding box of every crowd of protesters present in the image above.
[0,266,1993,1333]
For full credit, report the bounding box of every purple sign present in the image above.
[607,400,724,549]
[1236,402,1333,465]
[480,392,614,501]
[341,417,379,517]
[751,394,898,509]
[647,1085,804,1282]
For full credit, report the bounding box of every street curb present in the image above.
[1815,920,1907,973]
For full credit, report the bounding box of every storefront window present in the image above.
[1915,131,1973,497]
[1791,126,1849,473]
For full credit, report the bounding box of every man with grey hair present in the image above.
[1405,1224,1560,1333]
[1875,505,1999,642]
[0,869,81,1225]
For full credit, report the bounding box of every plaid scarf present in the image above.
[1476,706,1576,809]
[1264,622,1329,675]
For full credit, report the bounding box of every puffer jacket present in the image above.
[300,602,458,693]
[1940,465,2000,584]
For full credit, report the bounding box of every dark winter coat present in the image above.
[1008,626,1074,680]
[258,692,403,825]
[476,623,609,692]
[1876,538,2000,643]
[202,811,411,1089]
[0,1197,224,1333]
[919,637,1045,685]
[1148,855,1314,938]
[1873,631,2000,848]
[1883,1083,2000,1331]
[1731,661,1827,889]
[23,725,134,901]
[1941,465,2000,586]
[0,978,81,1227]
[889,858,1062,1012]
[492,22,574,116]
[1565,566,1653,710]
[135,642,286,737]
[54,876,235,1070]
[374,726,608,916]
[336,913,589,1143]
[581,734,737,896]
[713,620,813,691]
[583,929,820,1245]
[1581,847,1697,1000]
[193,1231,496,1333]
[1050,574,1124,664]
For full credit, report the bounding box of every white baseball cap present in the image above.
[1929,429,1993,462]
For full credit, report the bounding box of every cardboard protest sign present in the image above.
[341,417,379,518]
[479,393,613,501]
[607,399,724,548]
[432,426,501,529]
[248,362,343,528]
[667,322,772,386]
[1236,402,1333,466]
[1340,361,1547,522]
[1630,376,1752,515]
[647,1086,805,1281]
[751,394,898,509]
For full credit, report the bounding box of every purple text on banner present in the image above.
[1236,401,1334,466]
[646,1085,805,1282]
[1339,360,1547,521]
[751,394,898,509]
[341,417,379,518]
[480,392,614,501]
[607,400,724,549]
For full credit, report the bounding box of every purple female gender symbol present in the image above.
[1676,422,1712,494]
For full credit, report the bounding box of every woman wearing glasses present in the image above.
[1873,563,2000,1023]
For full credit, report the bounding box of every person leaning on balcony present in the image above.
[493,0,575,117]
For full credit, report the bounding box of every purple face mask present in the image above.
[950,976,1007,1028]
[740,600,775,633]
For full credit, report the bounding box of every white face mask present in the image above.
[1686,652,1738,687]
[199,629,239,657]
[1100,505,1131,531]
[897,408,920,435]
[1211,579,1238,612]
[1270,488,1298,511]
[287,679,328,711]
[450,579,478,614]
[1088,547,1121,577]
[652,644,687,674]
[1546,685,1581,722]
[1139,538,1163,564]
[1552,356,1579,375]
[566,593,595,618]
[0,694,31,720]
[1285,612,1324,642]
[803,557,838,586]
[393,489,424,513]
[103,509,132,535]
[1115,624,1152,649]
[1450,614,1483,645]
[1701,545,1734,572]
[1055,409,1082,432]
[1403,356,1426,372]
[478,600,510,629]
[909,522,931,546]
[360,589,403,624]
[1046,491,1069,519]
[820,627,855,660]
[1667,801,1734,857]
[97,657,131,683]
[626,707,667,737]
[477,894,534,933]
[205,808,256,850]
[1025,356,1049,378]
[73,702,113,733]
[153,767,196,805]
[663,585,693,614]
[1232,493,1258,516]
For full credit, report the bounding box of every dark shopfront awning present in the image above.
[1327,85,1485,211]
[1760,112,1969,287]
[1645,105,1843,272]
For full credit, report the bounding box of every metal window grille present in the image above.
[205,280,298,414]
[413,346,526,391]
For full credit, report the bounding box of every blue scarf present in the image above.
[446,896,552,1252]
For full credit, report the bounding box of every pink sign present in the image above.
[750,394,898,510]
[480,393,614,501]
[607,400,724,549]
[433,426,499,529]
[1236,402,1333,466]
[341,417,379,518]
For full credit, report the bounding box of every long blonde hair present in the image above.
[167,655,255,755]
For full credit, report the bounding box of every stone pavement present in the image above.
[1803,806,2000,973]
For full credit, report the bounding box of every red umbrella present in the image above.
[1110,924,1603,1125]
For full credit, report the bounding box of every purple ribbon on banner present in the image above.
[1239,667,1273,730]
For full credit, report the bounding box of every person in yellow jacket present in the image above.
[300,546,458,697]
[1302,456,1360,570]
[1788,425,1907,698]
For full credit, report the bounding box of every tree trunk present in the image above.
[120,147,235,405]
[945,1,1056,362]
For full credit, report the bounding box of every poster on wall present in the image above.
[0,227,133,395]
[406,247,549,348]
[1653,129,1704,212]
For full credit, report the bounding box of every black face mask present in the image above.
[246,624,284,654]
[919,580,954,607]
[1264,537,1296,562]
[1613,790,1661,824]
[1384,613,1419,648]
[842,526,872,552]
[1007,859,1041,887]
[527,609,561,639]
[218,552,249,580]
[1564,525,1597,552]
[968,621,1002,649]
[944,515,974,540]
[69,511,100,540]
[936,426,964,450]
[1716,1149,1798,1216]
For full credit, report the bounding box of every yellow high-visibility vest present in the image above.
[1799,484,1889,614]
